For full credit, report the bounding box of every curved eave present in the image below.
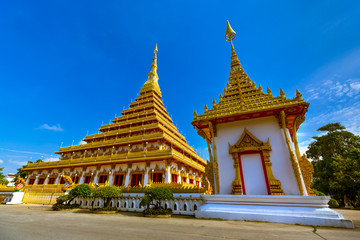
[192,101,309,141]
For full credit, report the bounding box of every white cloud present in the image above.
[0,148,49,156]
[307,102,360,135]
[306,78,360,101]
[8,160,27,166]
[0,159,3,164]
[44,157,59,162]
[78,140,87,145]
[39,124,63,132]
[299,145,308,156]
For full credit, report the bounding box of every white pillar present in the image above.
[124,169,131,186]
[165,166,171,183]
[79,172,85,184]
[26,176,31,184]
[108,172,114,185]
[143,168,149,185]
[34,176,39,185]
[93,171,99,184]
[55,173,61,185]
[177,170,181,184]
[44,175,50,185]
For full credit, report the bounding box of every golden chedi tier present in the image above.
[23,45,206,191]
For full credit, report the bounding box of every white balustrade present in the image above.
[72,193,204,215]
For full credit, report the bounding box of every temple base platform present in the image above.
[195,195,354,228]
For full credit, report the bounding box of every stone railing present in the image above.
[0,191,14,204]
[72,193,204,215]
[22,190,63,205]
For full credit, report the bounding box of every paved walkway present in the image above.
[0,204,359,240]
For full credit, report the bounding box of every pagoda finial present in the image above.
[219,93,223,99]
[204,103,208,112]
[148,44,158,79]
[140,44,161,97]
[212,98,216,106]
[193,109,198,117]
[258,84,263,92]
[267,86,272,96]
[225,21,241,70]
[225,20,236,41]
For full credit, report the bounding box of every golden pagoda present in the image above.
[23,45,206,191]
[192,21,311,196]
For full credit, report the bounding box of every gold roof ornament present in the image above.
[225,20,236,41]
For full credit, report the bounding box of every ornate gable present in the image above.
[228,128,271,153]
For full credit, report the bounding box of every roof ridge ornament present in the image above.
[225,20,236,41]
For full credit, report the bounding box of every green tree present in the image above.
[140,187,173,209]
[330,146,360,206]
[93,186,121,207]
[68,184,93,204]
[307,123,360,206]
[0,167,9,186]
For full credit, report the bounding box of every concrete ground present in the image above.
[0,204,359,240]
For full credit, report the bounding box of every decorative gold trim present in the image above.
[209,122,220,194]
[299,154,315,196]
[228,128,284,195]
[205,138,215,194]
[280,110,305,195]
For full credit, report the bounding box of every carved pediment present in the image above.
[229,128,271,153]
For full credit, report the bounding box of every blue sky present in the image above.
[1,1,359,175]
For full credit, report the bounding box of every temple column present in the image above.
[165,166,171,183]
[124,169,131,186]
[93,171,99,184]
[34,176,39,185]
[55,173,62,185]
[79,172,85,184]
[44,174,50,185]
[108,172,114,186]
[177,170,181,184]
[143,169,149,186]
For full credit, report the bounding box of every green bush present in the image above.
[143,207,172,215]
[56,194,73,205]
[140,187,173,210]
[93,186,121,207]
[329,198,339,208]
[52,204,80,211]
[312,190,326,196]
[70,184,92,198]
[93,207,117,212]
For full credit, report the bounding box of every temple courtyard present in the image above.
[0,205,359,240]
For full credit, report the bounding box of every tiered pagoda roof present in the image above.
[192,22,309,141]
[25,45,206,172]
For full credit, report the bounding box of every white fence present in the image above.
[73,193,204,215]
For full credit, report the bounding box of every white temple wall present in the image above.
[214,116,300,195]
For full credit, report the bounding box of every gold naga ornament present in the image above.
[61,174,74,192]
[15,177,26,192]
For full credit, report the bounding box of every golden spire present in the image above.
[148,44,159,82]
[225,21,240,70]
[140,44,161,97]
